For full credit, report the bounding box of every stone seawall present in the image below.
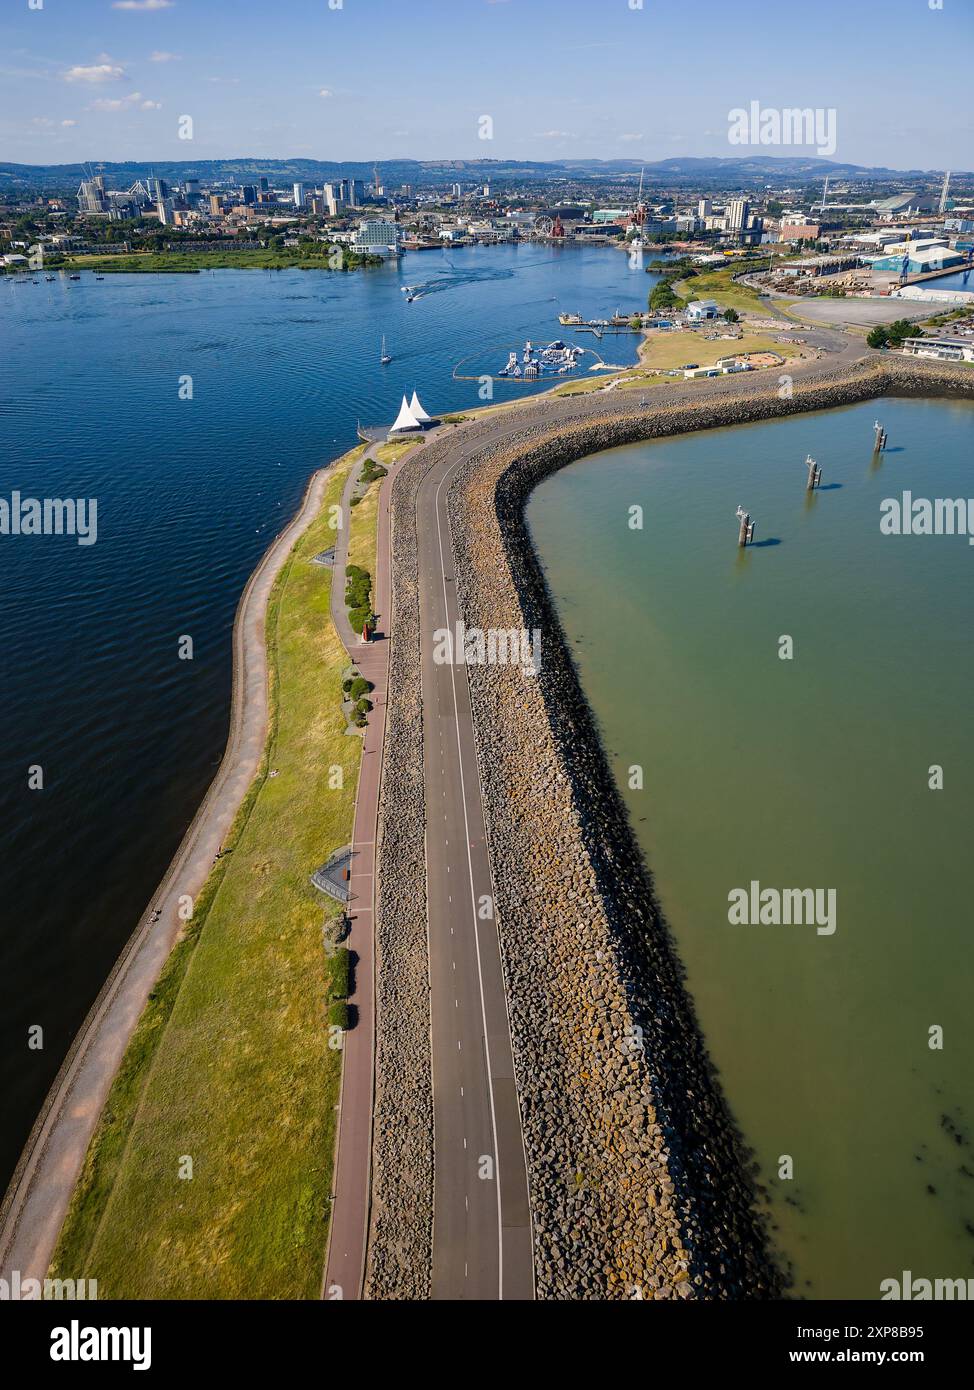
[363,458,433,1301]
[365,355,974,1299]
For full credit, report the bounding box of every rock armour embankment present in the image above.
[365,354,974,1298]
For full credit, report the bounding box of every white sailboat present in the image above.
[380,334,392,364]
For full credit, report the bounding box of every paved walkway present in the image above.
[322,440,408,1300]
[0,467,334,1287]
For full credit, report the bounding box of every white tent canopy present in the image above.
[409,390,433,425]
[390,393,422,432]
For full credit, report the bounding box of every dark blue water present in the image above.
[923,265,974,294]
[0,243,655,1187]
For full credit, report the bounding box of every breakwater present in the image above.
[364,354,974,1298]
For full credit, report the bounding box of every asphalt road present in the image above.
[416,446,535,1301]
[403,338,880,1299]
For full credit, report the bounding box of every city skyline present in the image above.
[2,0,972,169]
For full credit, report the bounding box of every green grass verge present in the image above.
[65,249,380,274]
[50,450,363,1298]
[674,266,765,313]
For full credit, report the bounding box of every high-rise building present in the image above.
[697,197,712,218]
[324,184,344,217]
[77,177,108,215]
[293,182,306,208]
[259,176,269,193]
[156,197,175,226]
[352,219,402,255]
[241,185,257,205]
[183,178,200,203]
[209,194,224,216]
[452,182,462,198]
[725,198,750,232]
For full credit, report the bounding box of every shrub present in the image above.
[328,947,350,1000]
[349,676,372,700]
[348,607,373,634]
[327,1001,350,1031]
[354,698,372,716]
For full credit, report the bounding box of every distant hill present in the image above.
[0,155,965,195]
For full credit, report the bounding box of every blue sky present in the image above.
[1,0,971,169]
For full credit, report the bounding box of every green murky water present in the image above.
[527,396,974,1299]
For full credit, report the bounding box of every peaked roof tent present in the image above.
[409,390,433,424]
[390,393,422,432]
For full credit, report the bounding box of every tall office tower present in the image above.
[324,184,344,217]
[293,182,306,208]
[698,197,712,218]
[725,198,750,231]
[77,178,108,214]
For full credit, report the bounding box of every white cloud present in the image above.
[150,51,180,63]
[90,90,162,112]
[619,132,644,142]
[32,117,55,127]
[319,88,333,98]
[62,119,77,127]
[536,130,575,139]
[64,64,125,83]
[113,1,175,10]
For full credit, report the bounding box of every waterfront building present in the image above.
[698,197,712,218]
[870,244,966,275]
[352,219,401,256]
[686,298,721,321]
[900,336,974,362]
[156,197,175,227]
